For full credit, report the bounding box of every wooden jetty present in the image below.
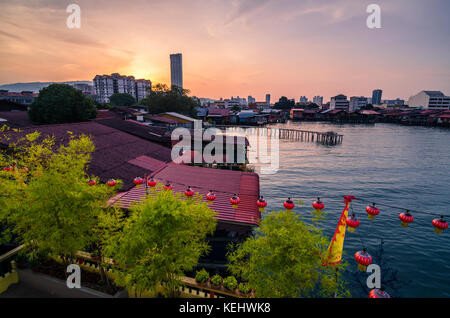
[217,126,343,146]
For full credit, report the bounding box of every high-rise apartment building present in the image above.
[170,53,183,90]
[313,96,323,106]
[372,89,383,105]
[265,94,271,105]
[299,96,308,104]
[248,95,255,104]
[93,73,151,103]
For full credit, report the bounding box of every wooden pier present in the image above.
[217,126,343,146]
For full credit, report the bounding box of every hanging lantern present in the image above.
[354,248,373,271]
[366,203,380,220]
[230,194,240,209]
[206,190,216,202]
[88,179,96,186]
[312,197,325,211]
[257,196,268,212]
[163,182,172,191]
[107,179,117,187]
[432,216,448,234]
[133,177,144,188]
[3,166,12,172]
[185,186,194,197]
[369,289,391,298]
[346,214,360,232]
[398,210,414,227]
[147,177,157,187]
[284,198,295,211]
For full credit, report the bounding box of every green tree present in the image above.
[104,185,217,297]
[28,84,97,124]
[109,93,136,107]
[227,209,349,298]
[273,96,295,110]
[0,130,117,272]
[139,83,199,117]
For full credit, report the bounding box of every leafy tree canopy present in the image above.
[104,186,217,297]
[139,83,199,117]
[109,93,136,107]
[273,96,295,110]
[227,209,349,298]
[28,84,97,124]
[0,130,117,261]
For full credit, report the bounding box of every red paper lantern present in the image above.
[257,196,268,212]
[369,289,390,298]
[163,182,172,191]
[147,177,157,187]
[3,166,12,172]
[107,179,117,187]
[284,198,295,211]
[185,186,194,197]
[312,197,325,211]
[346,214,360,232]
[88,179,96,186]
[366,203,380,220]
[206,190,216,202]
[432,216,448,234]
[398,210,414,227]
[230,194,240,209]
[354,249,373,271]
[133,177,144,188]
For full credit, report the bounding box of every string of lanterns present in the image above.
[88,175,450,236]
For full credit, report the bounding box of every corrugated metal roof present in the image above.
[110,163,261,226]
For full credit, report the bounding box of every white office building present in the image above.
[170,53,183,90]
[93,73,151,103]
[349,96,368,111]
[330,94,349,110]
[407,91,450,110]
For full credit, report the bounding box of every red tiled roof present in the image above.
[110,163,261,226]
[207,108,230,117]
[0,111,35,128]
[1,121,172,191]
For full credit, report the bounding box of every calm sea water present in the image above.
[254,121,450,298]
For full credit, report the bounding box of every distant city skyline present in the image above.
[0,0,449,102]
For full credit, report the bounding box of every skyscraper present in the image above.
[372,89,383,105]
[170,53,183,90]
[265,94,271,105]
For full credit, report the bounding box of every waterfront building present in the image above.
[0,90,37,106]
[330,94,349,110]
[372,89,383,105]
[407,91,450,110]
[349,96,368,111]
[170,53,183,90]
[93,73,151,103]
[313,96,323,106]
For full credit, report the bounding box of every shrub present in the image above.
[223,276,237,291]
[195,269,209,284]
[239,282,251,295]
[210,274,223,287]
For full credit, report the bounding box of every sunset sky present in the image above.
[1,0,449,102]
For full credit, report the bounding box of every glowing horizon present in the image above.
[0,0,449,102]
